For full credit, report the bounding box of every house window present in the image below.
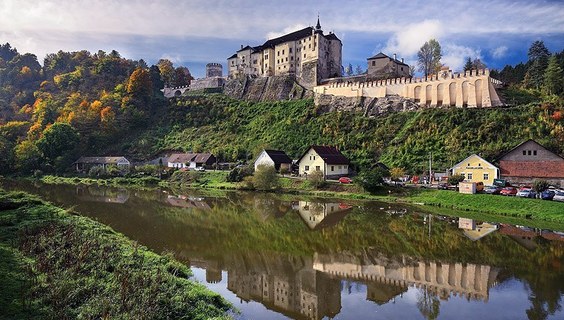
[331,166,334,171]
[467,173,473,180]
[315,166,320,171]
[461,173,465,179]
[313,156,316,160]
[305,166,309,171]
[528,150,532,155]
[533,150,537,155]
[483,173,489,180]
[522,150,526,155]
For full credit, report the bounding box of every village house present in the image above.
[254,149,293,172]
[450,154,499,186]
[227,18,342,88]
[366,52,410,80]
[74,156,131,173]
[167,153,216,169]
[497,139,564,186]
[297,145,349,179]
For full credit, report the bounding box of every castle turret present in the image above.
[315,15,323,34]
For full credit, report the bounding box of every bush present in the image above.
[448,174,465,185]
[88,166,104,177]
[253,165,279,191]
[308,170,326,189]
[226,166,252,182]
[357,168,387,193]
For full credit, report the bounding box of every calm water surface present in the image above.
[3,180,564,320]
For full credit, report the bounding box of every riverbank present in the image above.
[22,173,564,228]
[0,188,232,319]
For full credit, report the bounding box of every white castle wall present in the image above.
[314,69,503,108]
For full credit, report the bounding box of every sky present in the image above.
[1,0,563,78]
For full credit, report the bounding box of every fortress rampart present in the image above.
[314,69,503,108]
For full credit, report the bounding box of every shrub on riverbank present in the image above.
[0,189,232,319]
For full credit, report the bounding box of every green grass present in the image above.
[40,175,161,188]
[406,189,564,224]
[0,189,232,319]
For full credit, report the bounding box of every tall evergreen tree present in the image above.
[544,55,563,95]
[525,40,550,89]
[463,57,473,71]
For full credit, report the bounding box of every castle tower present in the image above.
[315,15,323,34]
[206,63,223,78]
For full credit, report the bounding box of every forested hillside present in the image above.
[0,42,563,176]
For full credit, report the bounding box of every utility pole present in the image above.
[429,152,432,185]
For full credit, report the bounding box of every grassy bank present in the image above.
[0,189,232,319]
[405,189,564,224]
[39,175,161,188]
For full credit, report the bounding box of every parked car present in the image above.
[540,190,556,200]
[438,183,449,190]
[195,167,206,172]
[553,190,564,202]
[516,188,536,198]
[500,187,518,196]
[338,177,353,184]
[484,185,502,194]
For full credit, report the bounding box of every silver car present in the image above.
[553,190,564,202]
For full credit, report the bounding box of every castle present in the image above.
[227,18,342,88]
[315,67,504,108]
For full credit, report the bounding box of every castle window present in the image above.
[282,49,285,54]
[304,54,306,58]
[277,51,280,56]
[372,61,375,66]
[289,48,293,53]
[286,57,288,62]
[291,56,293,61]
[265,54,268,59]
[401,67,404,71]
[309,44,311,49]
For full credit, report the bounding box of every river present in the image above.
[3,180,563,320]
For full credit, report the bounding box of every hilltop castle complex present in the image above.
[227,18,342,88]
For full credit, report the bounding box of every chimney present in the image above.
[393,53,397,61]
[240,45,243,50]
[401,58,404,63]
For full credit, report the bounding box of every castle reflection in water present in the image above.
[190,250,499,320]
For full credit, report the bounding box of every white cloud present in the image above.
[442,44,482,72]
[381,20,444,58]
[266,24,309,41]
[491,46,508,59]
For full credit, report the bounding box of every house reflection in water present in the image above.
[75,186,130,204]
[458,218,498,241]
[499,224,564,250]
[293,201,353,230]
[166,195,211,210]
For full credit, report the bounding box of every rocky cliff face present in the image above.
[225,75,308,102]
[314,94,421,116]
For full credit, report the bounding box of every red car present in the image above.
[500,187,518,196]
[338,177,353,184]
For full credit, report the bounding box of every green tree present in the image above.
[253,164,279,191]
[463,57,473,71]
[36,123,79,172]
[417,39,442,77]
[448,174,465,186]
[543,55,563,95]
[357,168,387,193]
[14,140,42,173]
[0,136,14,173]
[532,179,549,193]
[525,40,550,90]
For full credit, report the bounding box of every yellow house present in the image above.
[297,145,349,179]
[451,154,499,186]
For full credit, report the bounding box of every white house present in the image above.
[167,153,216,169]
[297,145,349,179]
[74,156,130,172]
[254,149,293,172]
